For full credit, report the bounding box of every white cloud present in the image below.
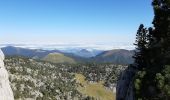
[0,42,135,50]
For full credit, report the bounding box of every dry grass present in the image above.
[75,74,115,100]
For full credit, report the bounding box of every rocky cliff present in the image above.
[0,49,14,100]
[116,65,137,100]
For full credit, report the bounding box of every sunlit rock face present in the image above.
[116,66,136,100]
[0,49,14,100]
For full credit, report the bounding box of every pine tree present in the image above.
[133,24,148,69]
[133,0,170,99]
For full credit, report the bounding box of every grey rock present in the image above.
[116,65,137,100]
[0,49,14,100]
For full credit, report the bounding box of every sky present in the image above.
[0,0,154,46]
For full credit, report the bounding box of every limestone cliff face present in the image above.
[0,49,14,100]
[116,66,137,100]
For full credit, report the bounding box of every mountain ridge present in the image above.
[2,46,134,65]
[93,49,134,65]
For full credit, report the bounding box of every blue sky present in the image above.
[0,0,154,45]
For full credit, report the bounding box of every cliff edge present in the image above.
[0,49,14,100]
[116,66,137,100]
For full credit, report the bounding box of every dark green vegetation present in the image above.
[5,56,126,100]
[133,0,170,99]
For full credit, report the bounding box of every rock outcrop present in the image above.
[116,65,137,100]
[0,49,14,100]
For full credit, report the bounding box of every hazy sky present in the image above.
[0,0,154,45]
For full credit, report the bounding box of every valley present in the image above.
[5,56,126,100]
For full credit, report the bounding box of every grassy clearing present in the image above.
[75,73,115,100]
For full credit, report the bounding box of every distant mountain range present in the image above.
[93,49,134,65]
[60,48,103,58]
[2,46,61,58]
[2,46,134,65]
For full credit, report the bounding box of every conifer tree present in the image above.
[133,24,148,69]
[133,0,170,99]
[150,0,170,68]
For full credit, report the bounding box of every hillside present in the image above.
[42,53,76,64]
[94,49,134,65]
[5,56,81,100]
[5,56,126,100]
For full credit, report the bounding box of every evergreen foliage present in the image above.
[133,24,148,69]
[133,0,170,99]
